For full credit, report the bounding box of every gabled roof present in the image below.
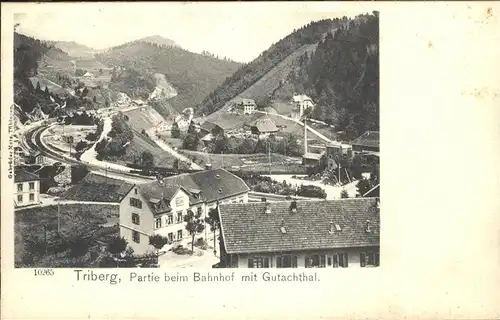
[200,121,219,132]
[292,94,313,103]
[234,98,256,106]
[137,183,191,215]
[248,115,278,133]
[14,169,40,183]
[136,168,250,214]
[351,131,379,149]
[303,152,324,161]
[219,198,380,254]
[62,173,134,203]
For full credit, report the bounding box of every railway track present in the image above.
[23,125,154,182]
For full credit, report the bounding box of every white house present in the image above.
[234,98,257,115]
[218,198,380,268]
[119,168,250,254]
[291,94,315,118]
[14,169,41,207]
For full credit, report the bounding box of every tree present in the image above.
[171,122,180,138]
[107,237,128,258]
[105,99,110,108]
[69,238,89,257]
[187,120,196,134]
[184,209,205,253]
[75,140,88,152]
[44,86,50,97]
[182,132,200,151]
[205,205,221,253]
[148,234,170,255]
[36,81,41,92]
[356,179,371,197]
[93,96,97,103]
[340,189,349,198]
[141,151,155,171]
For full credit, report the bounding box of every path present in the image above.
[16,198,120,210]
[146,127,203,170]
[264,174,359,200]
[255,110,333,144]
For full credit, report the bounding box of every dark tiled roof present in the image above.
[14,169,40,183]
[62,173,134,203]
[201,121,218,132]
[137,169,250,214]
[248,116,278,133]
[303,152,324,161]
[235,98,256,106]
[351,131,379,148]
[219,198,380,254]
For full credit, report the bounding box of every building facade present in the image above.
[14,169,41,207]
[238,99,257,115]
[291,94,315,118]
[219,198,380,268]
[119,169,250,254]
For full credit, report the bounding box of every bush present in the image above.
[297,185,327,199]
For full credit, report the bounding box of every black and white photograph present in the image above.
[11,6,379,269]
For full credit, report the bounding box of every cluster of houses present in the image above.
[45,166,380,268]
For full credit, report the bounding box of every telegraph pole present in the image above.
[57,198,61,234]
[268,141,271,176]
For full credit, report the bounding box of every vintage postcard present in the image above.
[1,2,499,319]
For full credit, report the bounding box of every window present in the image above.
[276,255,297,268]
[167,214,173,225]
[305,255,326,268]
[132,231,140,243]
[332,254,339,268]
[197,207,203,215]
[132,213,140,225]
[17,195,23,203]
[29,193,35,201]
[29,182,35,191]
[154,218,162,229]
[337,252,348,268]
[134,188,138,194]
[248,257,269,268]
[130,197,142,208]
[176,211,183,223]
[360,252,380,267]
[17,184,23,192]
[168,232,173,243]
[175,197,184,207]
[230,255,239,268]
[177,229,183,240]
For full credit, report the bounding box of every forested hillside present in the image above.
[284,12,379,139]
[14,32,58,119]
[95,41,242,113]
[195,19,340,116]
[197,12,379,140]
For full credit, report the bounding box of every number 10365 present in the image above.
[34,269,54,276]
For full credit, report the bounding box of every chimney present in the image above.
[290,201,297,213]
[265,202,272,214]
[365,220,372,233]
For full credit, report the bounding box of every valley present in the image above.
[12,8,380,271]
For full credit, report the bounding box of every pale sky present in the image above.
[12,2,369,63]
